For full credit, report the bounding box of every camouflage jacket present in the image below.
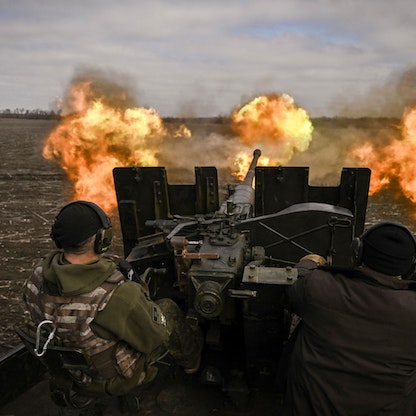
[23,252,169,394]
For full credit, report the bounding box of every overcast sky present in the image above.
[1,0,416,118]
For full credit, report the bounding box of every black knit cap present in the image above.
[362,222,416,276]
[51,201,104,248]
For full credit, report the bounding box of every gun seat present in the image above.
[14,325,99,409]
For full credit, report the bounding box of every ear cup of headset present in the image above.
[50,221,62,249]
[351,236,363,266]
[51,232,62,249]
[94,226,113,254]
[82,201,112,254]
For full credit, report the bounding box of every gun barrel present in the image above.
[242,149,262,186]
[217,149,262,219]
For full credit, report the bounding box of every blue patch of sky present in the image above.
[0,9,22,20]
[243,22,358,45]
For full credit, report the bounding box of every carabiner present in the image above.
[34,320,56,357]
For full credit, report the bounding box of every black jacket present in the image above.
[282,259,416,416]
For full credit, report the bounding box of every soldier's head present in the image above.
[50,200,112,255]
[353,221,416,278]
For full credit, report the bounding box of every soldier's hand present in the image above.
[300,254,326,266]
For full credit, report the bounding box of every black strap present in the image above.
[118,260,137,281]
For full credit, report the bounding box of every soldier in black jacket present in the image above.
[282,221,416,416]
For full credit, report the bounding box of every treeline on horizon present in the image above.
[0,108,399,126]
[0,108,60,119]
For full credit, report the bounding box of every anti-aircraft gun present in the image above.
[113,149,370,399]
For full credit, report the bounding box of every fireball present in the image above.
[350,106,416,202]
[231,93,313,179]
[43,83,168,212]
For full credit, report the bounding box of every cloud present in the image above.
[1,0,416,117]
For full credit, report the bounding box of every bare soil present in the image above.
[0,119,63,352]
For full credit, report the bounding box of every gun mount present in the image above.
[0,149,371,414]
[112,150,371,401]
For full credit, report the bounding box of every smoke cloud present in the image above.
[61,67,139,115]
[331,66,416,118]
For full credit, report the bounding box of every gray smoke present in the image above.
[330,66,416,118]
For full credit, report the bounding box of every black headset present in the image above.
[352,221,416,277]
[51,200,113,254]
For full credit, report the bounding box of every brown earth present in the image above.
[1,116,416,357]
[0,118,63,353]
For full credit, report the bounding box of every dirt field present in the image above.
[0,119,61,352]
[1,116,416,356]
